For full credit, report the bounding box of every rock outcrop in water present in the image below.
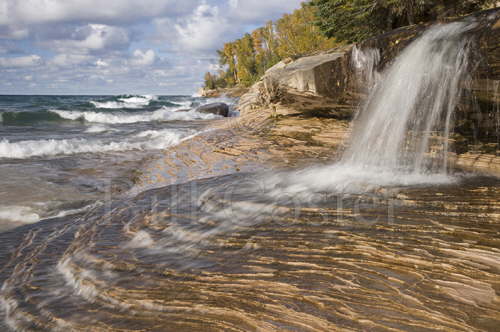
[196,102,230,117]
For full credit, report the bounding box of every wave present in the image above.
[84,125,111,133]
[90,95,157,109]
[0,107,220,126]
[119,95,157,104]
[0,97,234,126]
[0,110,68,125]
[0,129,186,159]
[52,107,220,124]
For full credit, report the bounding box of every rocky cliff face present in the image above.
[238,7,500,176]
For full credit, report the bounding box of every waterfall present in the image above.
[271,21,479,195]
[343,21,476,175]
[351,45,381,89]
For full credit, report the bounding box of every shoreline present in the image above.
[197,86,250,98]
[196,8,499,179]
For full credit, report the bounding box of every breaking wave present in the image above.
[84,125,111,133]
[0,107,220,126]
[0,129,187,159]
[90,95,158,109]
[0,110,69,125]
[52,107,220,124]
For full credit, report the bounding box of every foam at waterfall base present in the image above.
[266,164,457,198]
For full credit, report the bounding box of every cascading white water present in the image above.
[343,21,476,174]
[269,21,478,195]
[351,45,381,89]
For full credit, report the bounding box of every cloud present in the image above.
[0,0,6,25]
[0,25,29,39]
[0,54,42,67]
[0,0,198,26]
[45,24,130,54]
[95,59,109,67]
[174,2,232,53]
[130,49,156,66]
[0,0,305,94]
[227,0,303,22]
[228,0,238,9]
[50,54,92,67]
[164,0,303,53]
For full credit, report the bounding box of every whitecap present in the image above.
[84,125,108,133]
[0,130,185,159]
[118,95,157,104]
[90,95,157,109]
[51,107,220,124]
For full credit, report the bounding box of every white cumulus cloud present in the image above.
[130,49,156,66]
[46,24,129,53]
[0,0,198,25]
[174,2,232,53]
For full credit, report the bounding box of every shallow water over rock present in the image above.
[0,172,499,331]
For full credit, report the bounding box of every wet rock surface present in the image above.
[0,173,499,331]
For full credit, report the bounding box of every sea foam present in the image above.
[0,129,185,159]
[90,95,157,109]
[0,206,40,223]
[51,107,220,124]
[84,125,109,133]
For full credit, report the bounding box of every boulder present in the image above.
[254,47,358,119]
[196,103,230,117]
[264,52,349,99]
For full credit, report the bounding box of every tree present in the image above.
[204,72,216,90]
[275,4,337,58]
[310,0,497,43]
[234,34,258,86]
[203,2,339,89]
[218,42,237,86]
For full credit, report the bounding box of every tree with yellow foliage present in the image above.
[204,2,338,89]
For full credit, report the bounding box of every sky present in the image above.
[0,0,303,95]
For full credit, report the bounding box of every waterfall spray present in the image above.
[343,21,476,175]
[272,20,479,195]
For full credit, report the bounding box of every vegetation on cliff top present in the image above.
[203,3,337,90]
[204,0,497,90]
[312,0,497,43]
